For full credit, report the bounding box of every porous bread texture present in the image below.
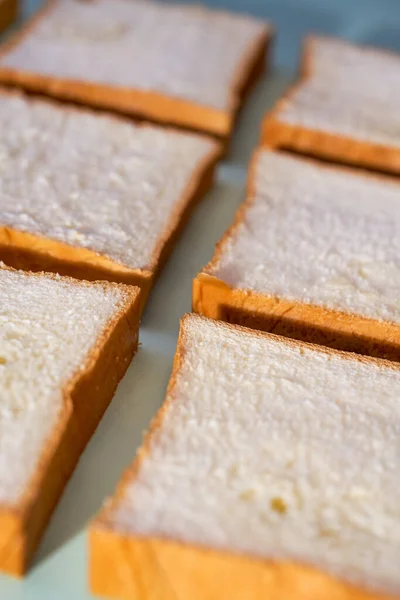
[0,266,129,506]
[205,150,400,325]
[0,0,267,111]
[102,314,400,596]
[0,91,216,272]
[271,37,400,148]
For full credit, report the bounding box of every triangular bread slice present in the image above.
[194,148,400,361]
[0,0,17,35]
[90,313,400,599]
[0,0,272,139]
[262,36,400,175]
[0,90,220,312]
[0,265,140,576]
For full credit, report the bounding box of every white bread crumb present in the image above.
[0,92,216,270]
[208,150,400,324]
[109,314,400,596]
[278,37,400,147]
[1,0,268,111]
[0,267,127,505]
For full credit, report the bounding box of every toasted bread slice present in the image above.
[194,149,400,361]
[262,37,400,175]
[90,313,400,600]
[0,264,140,576]
[0,0,17,34]
[0,0,272,139]
[0,90,220,311]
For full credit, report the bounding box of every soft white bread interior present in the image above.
[206,149,400,325]
[0,0,268,112]
[0,265,140,575]
[272,37,400,149]
[92,314,400,598]
[0,90,218,276]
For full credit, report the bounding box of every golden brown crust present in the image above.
[0,225,153,309]
[261,36,400,175]
[192,274,400,362]
[193,149,400,362]
[89,530,395,600]
[89,314,399,600]
[0,0,17,35]
[0,265,141,576]
[0,0,272,139]
[0,88,221,313]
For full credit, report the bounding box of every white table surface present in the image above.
[0,0,399,597]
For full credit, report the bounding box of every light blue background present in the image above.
[0,0,399,598]
[22,0,400,71]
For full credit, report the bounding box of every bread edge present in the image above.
[0,0,18,35]
[193,148,400,362]
[0,0,272,139]
[260,35,400,175]
[88,313,398,600]
[0,265,141,576]
[0,88,222,312]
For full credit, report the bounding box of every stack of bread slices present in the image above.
[0,0,272,583]
[91,34,400,600]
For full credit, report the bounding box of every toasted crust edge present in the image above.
[260,35,400,176]
[0,88,221,312]
[193,148,400,362]
[89,313,398,600]
[88,531,394,600]
[0,0,272,138]
[0,266,141,576]
[0,0,17,34]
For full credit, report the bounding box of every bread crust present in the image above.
[193,148,400,362]
[89,314,399,600]
[0,0,17,34]
[0,88,221,313]
[0,266,141,576]
[261,36,400,175]
[0,0,273,139]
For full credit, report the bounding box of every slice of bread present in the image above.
[0,264,140,576]
[0,0,272,139]
[0,0,17,34]
[194,149,400,361]
[262,36,400,175]
[90,313,400,600]
[0,90,220,311]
